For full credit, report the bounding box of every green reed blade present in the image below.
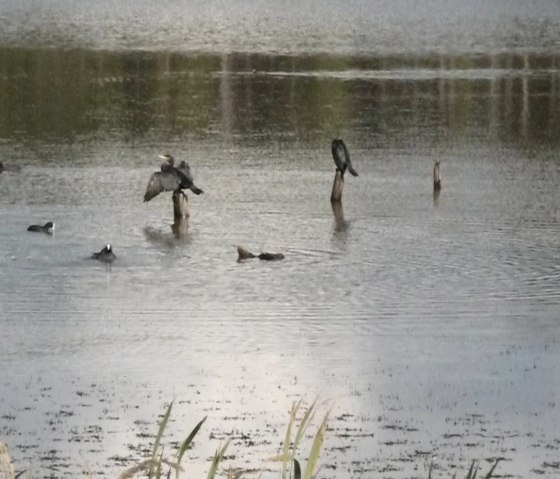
[465,460,477,479]
[303,409,329,479]
[293,398,317,455]
[280,400,301,478]
[293,459,301,479]
[207,439,231,479]
[150,400,175,477]
[175,416,207,479]
[483,459,500,479]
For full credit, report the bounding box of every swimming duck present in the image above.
[0,161,22,173]
[27,221,55,234]
[237,246,284,262]
[91,243,116,263]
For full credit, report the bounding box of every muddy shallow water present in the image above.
[1,1,560,478]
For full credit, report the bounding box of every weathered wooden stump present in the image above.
[330,169,344,203]
[172,190,189,218]
[433,189,441,207]
[331,198,347,231]
[171,217,189,238]
[433,160,442,192]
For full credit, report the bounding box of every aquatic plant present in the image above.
[0,399,502,479]
[117,399,230,479]
[130,398,329,479]
[0,442,27,479]
[269,398,330,479]
[428,457,501,479]
[0,442,15,479]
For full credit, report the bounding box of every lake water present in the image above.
[0,1,559,478]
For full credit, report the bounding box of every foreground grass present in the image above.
[0,399,500,479]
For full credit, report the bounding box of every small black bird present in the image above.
[143,154,203,202]
[91,243,116,263]
[331,139,358,178]
[27,221,55,234]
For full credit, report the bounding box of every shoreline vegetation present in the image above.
[0,399,499,479]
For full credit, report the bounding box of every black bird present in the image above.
[143,154,203,202]
[27,221,55,234]
[0,161,22,173]
[331,139,358,178]
[91,243,116,263]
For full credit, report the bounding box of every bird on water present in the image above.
[91,243,116,263]
[27,221,55,234]
[143,154,203,202]
[0,161,22,173]
[331,139,358,178]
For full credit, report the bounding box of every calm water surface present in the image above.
[0,1,559,478]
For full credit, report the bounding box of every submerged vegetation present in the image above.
[0,399,500,479]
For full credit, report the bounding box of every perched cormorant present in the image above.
[433,160,442,191]
[143,154,203,202]
[91,243,116,263]
[27,221,55,234]
[331,139,358,178]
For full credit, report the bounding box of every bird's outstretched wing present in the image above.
[144,172,163,202]
[143,171,180,202]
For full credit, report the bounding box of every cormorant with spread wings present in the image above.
[143,154,204,202]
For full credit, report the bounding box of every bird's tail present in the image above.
[347,164,359,177]
[189,185,204,195]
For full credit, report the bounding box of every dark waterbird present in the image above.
[0,161,22,173]
[331,139,358,178]
[91,243,116,263]
[237,246,285,262]
[143,154,203,202]
[27,221,55,234]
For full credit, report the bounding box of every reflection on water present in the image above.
[1,48,560,153]
[1,4,560,478]
[143,219,190,248]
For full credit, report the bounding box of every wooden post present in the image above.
[433,189,441,207]
[433,161,442,192]
[331,198,347,231]
[171,217,188,238]
[172,190,189,218]
[330,170,344,203]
